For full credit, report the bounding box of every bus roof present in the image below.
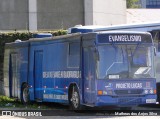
[68,22,160,33]
[5,31,153,48]
[5,33,81,46]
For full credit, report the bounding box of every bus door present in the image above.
[34,51,43,101]
[82,47,96,105]
[9,53,19,98]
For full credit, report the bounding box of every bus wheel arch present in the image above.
[68,83,82,110]
[21,83,29,104]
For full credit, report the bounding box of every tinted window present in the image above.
[68,42,80,68]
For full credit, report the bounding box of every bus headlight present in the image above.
[97,90,113,95]
[108,90,113,95]
[144,90,148,94]
[150,89,153,94]
[144,89,156,94]
[103,91,107,95]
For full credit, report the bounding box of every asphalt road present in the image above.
[1,103,160,119]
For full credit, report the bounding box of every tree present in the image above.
[127,0,140,8]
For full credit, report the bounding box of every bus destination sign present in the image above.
[98,34,152,44]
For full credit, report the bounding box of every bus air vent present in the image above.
[114,89,143,95]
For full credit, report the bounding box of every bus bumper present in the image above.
[95,95,157,107]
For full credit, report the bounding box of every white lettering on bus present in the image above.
[43,71,81,79]
[109,35,141,42]
[116,83,142,89]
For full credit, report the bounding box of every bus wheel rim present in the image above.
[72,91,79,108]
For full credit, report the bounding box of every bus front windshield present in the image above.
[97,44,155,79]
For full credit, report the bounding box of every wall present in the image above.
[84,0,126,26]
[0,0,126,30]
[29,0,37,31]
[0,80,4,95]
[37,0,84,30]
[0,0,28,31]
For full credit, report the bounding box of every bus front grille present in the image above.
[118,98,142,105]
[114,89,143,95]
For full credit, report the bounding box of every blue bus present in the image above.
[69,22,160,103]
[3,31,157,110]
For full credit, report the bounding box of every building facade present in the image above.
[0,0,28,31]
[138,0,160,8]
[85,0,126,26]
[146,0,160,8]
[0,0,126,31]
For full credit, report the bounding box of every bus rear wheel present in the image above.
[21,84,29,104]
[70,86,82,110]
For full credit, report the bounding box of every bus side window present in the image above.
[68,42,80,68]
[153,31,160,52]
[154,32,160,82]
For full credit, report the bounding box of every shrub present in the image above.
[0,95,14,102]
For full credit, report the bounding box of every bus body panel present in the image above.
[95,79,156,106]
[28,36,82,103]
[4,43,29,99]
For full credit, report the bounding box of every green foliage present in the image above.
[127,0,140,8]
[0,95,14,102]
[0,95,14,107]
[0,95,49,109]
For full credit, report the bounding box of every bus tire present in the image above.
[69,86,82,111]
[21,84,29,104]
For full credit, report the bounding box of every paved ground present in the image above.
[1,115,160,119]
[0,104,160,119]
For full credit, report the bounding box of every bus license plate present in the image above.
[146,99,156,103]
